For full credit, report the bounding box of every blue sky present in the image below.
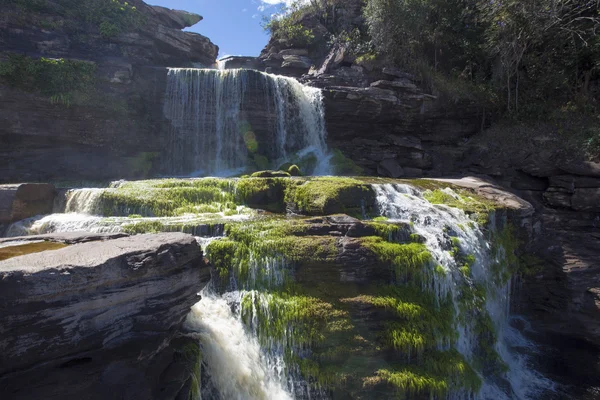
[147,0,291,58]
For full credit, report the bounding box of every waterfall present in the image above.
[185,289,292,400]
[372,183,554,399]
[64,188,103,214]
[163,68,330,176]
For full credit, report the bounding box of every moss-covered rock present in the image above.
[250,170,291,178]
[286,177,376,216]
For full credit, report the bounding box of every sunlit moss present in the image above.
[423,188,496,226]
[360,237,433,283]
[343,286,455,354]
[286,177,375,216]
[365,350,481,398]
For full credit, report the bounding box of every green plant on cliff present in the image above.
[262,1,316,46]
[76,0,144,38]
[0,54,96,106]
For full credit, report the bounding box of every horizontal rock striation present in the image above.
[0,232,210,400]
[0,0,218,183]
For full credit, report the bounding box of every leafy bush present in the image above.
[262,1,316,46]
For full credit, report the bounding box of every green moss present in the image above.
[286,177,375,216]
[343,286,455,353]
[365,349,481,397]
[330,149,364,176]
[423,188,496,226]
[361,237,433,283]
[98,179,237,217]
[235,177,290,213]
[287,164,302,176]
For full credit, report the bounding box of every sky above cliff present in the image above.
[148,0,291,58]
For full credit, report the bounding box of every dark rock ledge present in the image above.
[0,232,210,400]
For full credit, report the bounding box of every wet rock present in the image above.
[0,232,209,400]
[0,183,55,224]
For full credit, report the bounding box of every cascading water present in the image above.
[185,289,293,400]
[372,183,555,399]
[163,68,331,176]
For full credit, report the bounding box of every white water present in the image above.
[5,187,249,237]
[185,289,292,400]
[373,183,554,400]
[163,68,330,176]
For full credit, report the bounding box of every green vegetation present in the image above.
[361,237,433,284]
[6,0,145,39]
[423,188,496,226]
[366,349,481,397]
[263,2,316,46]
[330,149,364,176]
[0,54,96,106]
[286,177,375,216]
[98,179,237,217]
[364,0,599,113]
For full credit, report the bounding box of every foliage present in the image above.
[0,54,96,106]
[5,0,144,39]
[363,0,599,113]
[263,1,316,46]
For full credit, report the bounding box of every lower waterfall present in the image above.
[2,178,556,399]
[163,68,331,177]
[185,290,292,400]
[372,183,554,399]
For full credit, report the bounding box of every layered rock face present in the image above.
[0,184,55,228]
[0,232,210,400]
[0,0,218,183]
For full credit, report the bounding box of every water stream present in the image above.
[163,68,330,177]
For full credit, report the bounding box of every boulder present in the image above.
[279,48,309,56]
[378,159,404,178]
[571,188,600,212]
[150,6,203,29]
[0,232,210,400]
[281,55,312,69]
[0,184,55,224]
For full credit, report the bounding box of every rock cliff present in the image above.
[0,232,210,400]
[0,0,218,183]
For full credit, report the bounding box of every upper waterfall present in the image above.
[163,68,331,177]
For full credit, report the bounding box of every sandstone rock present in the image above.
[0,232,209,400]
[218,56,262,70]
[549,175,600,192]
[378,159,404,178]
[385,135,423,150]
[571,188,600,212]
[279,48,309,56]
[382,67,417,81]
[371,79,418,91]
[543,189,573,209]
[559,161,600,178]
[281,55,312,69]
[150,6,202,29]
[0,184,55,224]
